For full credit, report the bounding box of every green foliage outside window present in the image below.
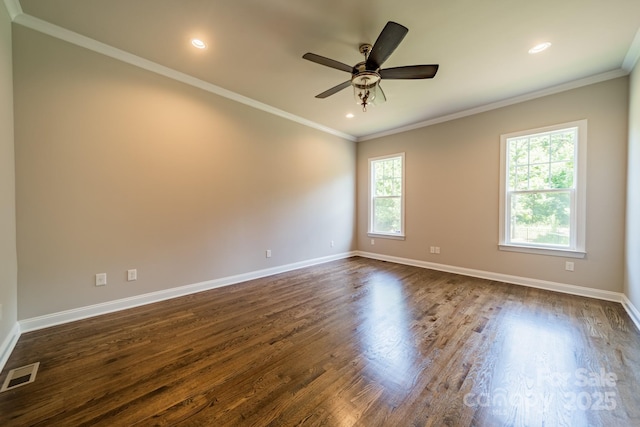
[372,156,402,234]
[507,129,576,246]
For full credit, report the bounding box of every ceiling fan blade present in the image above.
[303,53,353,73]
[379,64,439,79]
[366,21,408,70]
[315,80,352,98]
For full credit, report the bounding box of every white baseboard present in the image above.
[356,251,640,332]
[9,250,640,363]
[19,252,356,333]
[622,295,640,332]
[0,322,21,374]
[356,251,624,302]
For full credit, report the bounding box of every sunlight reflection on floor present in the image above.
[357,273,419,390]
[477,311,593,426]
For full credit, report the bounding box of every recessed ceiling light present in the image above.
[191,39,207,49]
[528,42,551,54]
[346,113,354,118]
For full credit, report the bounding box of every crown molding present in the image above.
[9,5,357,142]
[5,0,638,145]
[2,0,21,20]
[358,68,628,142]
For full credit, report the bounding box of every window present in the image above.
[369,153,405,239]
[499,120,586,258]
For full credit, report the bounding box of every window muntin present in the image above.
[369,153,405,238]
[500,121,586,257]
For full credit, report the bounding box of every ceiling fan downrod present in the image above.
[359,43,372,61]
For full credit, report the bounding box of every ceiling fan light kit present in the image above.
[352,73,380,112]
[303,21,439,112]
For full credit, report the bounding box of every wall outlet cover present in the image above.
[95,273,107,286]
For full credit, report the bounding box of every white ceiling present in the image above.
[9,0,640,140]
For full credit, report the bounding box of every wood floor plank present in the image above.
[1,257,639,426]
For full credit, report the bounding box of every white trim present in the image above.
[368,153,405,236]
[367,233,405,241]
[2,0,22,20]
[623,28,640,72]
[622,295,640,332]
[19,252,356,333]
[499,120,587,256]
[356,250,623,302]
[9,12,356,142]
[498,244,585,258]
[0,322,21,374]
[6,1,634,143]
[5,253,639,370]
[358,70,627,142]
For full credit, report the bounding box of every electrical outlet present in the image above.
[371,239,375,245]
[266,249,272,258]
[565,261,574,271]
[127,269,137,281]
[430,246,435,254]
[330,240,334,247]
[435,247,441,254]
[95,273,107,286]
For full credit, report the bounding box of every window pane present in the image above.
[375,162,384,180]
[512,166,529,191]
[382,160,391,178]
[370,154,404,236]
[510,191,571,246]
[502,121,584,253]
[529,135,550,165]
[373,197,401,234]
[373,158,402,197]
[380,158,400,180]
[392,177,402,195]
[550,131,575,161]
[529,163,550,190]
[510,138,529,166]
[550,161,573,189]
[392,158,401,177]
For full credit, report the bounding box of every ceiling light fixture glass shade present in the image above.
[352,71,381,112]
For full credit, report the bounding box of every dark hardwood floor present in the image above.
[1,257,639,426]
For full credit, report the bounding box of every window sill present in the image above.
[499,244,586,259]
[368,233,405,241]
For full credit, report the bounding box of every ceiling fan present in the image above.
[303,21,439,112]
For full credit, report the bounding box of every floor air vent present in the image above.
[1,362,40,392]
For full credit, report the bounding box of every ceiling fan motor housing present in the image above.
[351,70,381,88]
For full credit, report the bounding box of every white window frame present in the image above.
[368,152,406,240]
[499,120,587,258]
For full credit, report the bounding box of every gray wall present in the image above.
[8,17,637,324]
[626,62,640,310]
[14,26,356,319]
[357,78,629,293]
[0,4,18,347]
